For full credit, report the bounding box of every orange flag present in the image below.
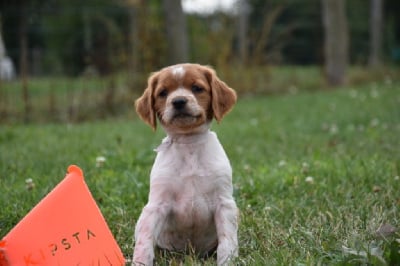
[0,165,125,266]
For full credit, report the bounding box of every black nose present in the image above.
[172,97,188,110]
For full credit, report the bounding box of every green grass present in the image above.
[1,80,399,265]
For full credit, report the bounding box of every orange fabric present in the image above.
[0,165,125,266]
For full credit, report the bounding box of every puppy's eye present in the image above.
[191,85,204,94]
[158,89,168,98]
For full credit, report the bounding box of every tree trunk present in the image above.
[368,0,383,67]
[128,3,138,72]
[237,0,250,64]
[19,0,31,122]
[162,0,189,65]
[321,0,349,86]
[250,5,283,65]
[82,10,92,67]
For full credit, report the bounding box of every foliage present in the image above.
[39,0,131,75]
[1,0,400,76]
[188,13,236,67]
[1,79,399,264]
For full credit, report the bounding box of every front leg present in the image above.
[215,198,239,265]
[133,204,169,265]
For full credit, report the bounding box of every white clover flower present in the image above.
[346,124,355,132]
[250,118,259,126]
[329,124,338,135]
[305,176,314,184]
[25,178,35,190]
[349,90,358,98]
[370,89,379,98]
[370,118,379,127]
[278,160,286,167]
[264,206,272,211]
[96,156,106,167]
[302,162,310,174]
[243,164,251,171]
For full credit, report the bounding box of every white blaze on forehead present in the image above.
[171,66,186,79]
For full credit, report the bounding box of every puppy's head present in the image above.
[135,63,236,134]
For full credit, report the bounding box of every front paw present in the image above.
[132,261,151,266]
[132,261,148,266]
[132,248,154,266]
[132,257,153,266]
[217,241,238,265]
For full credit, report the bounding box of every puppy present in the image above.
[133,63,238,265]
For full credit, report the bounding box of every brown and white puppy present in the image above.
[133,63,238,265]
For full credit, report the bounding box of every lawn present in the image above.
[1,79,399,265]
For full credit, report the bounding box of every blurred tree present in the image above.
[19,0,30,121]
[322,0,349,86]
[346,0,369,64]
[162,0,188,64]
[0,0,48,121]
[209,14,235,67]
[369,0,383,67]
[246,0,322,65]
[279,0,322,65]
[1,0,399,78]
[385,0,400,63]
[246,0,285,65]
[124,0,140,72]
[237,0,250,64]
[134,0,166,72]
[41,0,129,75]
[249,4,284,65]
[0,15,16,80]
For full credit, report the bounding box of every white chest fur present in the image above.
[152,131,231,180]
[147,131,233,253]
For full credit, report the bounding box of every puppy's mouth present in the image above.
[170,111,203,125]
[161,109,205,130]
[173,112,201,119]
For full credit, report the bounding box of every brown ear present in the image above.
[204,66,237,122]
[135,72,159,130]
